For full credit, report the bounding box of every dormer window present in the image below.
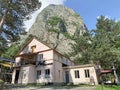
[31,45,36,53]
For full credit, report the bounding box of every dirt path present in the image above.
[5,86,95,90]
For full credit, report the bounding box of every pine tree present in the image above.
[90,16,120,69]
[0,0,41,56]
[0,0,41,41]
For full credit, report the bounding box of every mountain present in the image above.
[22,4,88,58]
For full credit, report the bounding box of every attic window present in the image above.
[31,45,36,53]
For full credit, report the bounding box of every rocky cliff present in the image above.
[23,4,87,56]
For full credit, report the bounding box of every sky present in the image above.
[24,0,120,31]
[64,0,120,30]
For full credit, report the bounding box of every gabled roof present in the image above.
[15,37,52,57]
[15,37,76,64]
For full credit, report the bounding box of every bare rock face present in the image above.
[27,4,87,56]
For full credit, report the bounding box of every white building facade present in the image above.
[12,38,98,85]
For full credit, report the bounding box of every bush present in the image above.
[0,79,4,90]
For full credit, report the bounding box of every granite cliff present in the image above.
[22,4,88,57]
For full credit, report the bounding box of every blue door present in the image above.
[65,71,69,83]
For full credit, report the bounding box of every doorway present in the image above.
[65,71,69,84]
[15,70,20,83]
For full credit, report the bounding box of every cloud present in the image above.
[24,0,67,31]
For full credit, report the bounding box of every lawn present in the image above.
[94,85,120,90]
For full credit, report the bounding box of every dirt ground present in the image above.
[4,86,95,90]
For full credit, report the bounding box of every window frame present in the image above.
[37,54,43,61]
[45,69,50,78]
[74,70,80,78]
[31,45,36,53]
[84,69,90,78]
[37,70,41,79]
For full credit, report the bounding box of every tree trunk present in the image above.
[0,11,8,34]
[0,0,10,34]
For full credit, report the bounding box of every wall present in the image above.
[11,69,16,84]
[41,50,53,60]
[64,66,98,85]
[52,52,75,84]
[20,38,50,55]
[18,65,35,84]
[36,60,54,83]
[53,60,63,83]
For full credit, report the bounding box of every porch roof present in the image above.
[16,52,38,57]
[100,70,112,74]
[63,64,95,69]
[15,49,52,57]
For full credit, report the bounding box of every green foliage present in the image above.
[0,0,41,57]
[0,79,4,83]
[1,45,19,58]
[95,85,120,90]
[67,15,120,74]
[0,0,41,41]
[62,32,73,39]
[74,13,80,17]
[1,34,35,59]
[67,31,91,64]
[47,16,68,39]
[47,16,63,26]
[20,34,35,49]
[89,16,120,69]
[48,29,60,33]
[0,36,8,56]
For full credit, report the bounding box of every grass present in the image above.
[94,85,120,90]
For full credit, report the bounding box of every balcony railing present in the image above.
[45,75,50,78]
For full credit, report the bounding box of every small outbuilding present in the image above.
[63,64,98,85]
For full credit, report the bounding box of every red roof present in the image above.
[100,70,112,74]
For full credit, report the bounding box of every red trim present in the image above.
[15,49,53,57]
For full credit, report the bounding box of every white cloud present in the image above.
[24,0,66,31]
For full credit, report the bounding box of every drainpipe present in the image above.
[53,60,55,84]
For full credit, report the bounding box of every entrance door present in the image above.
[15,70,20,83]
[65,71,69,84]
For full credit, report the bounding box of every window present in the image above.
[37,70,41,79]
[45,69,50,78]
[31,45,36,53]
[37,54,43,61]
[36,54,45,66]
[84,69,90,78]
[74,70,80,78]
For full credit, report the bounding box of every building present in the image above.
[63,64,98,85]
[12,38,98,85]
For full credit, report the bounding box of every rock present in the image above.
[22,4,88,58]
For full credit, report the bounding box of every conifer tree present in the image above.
[0,0,41,55]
